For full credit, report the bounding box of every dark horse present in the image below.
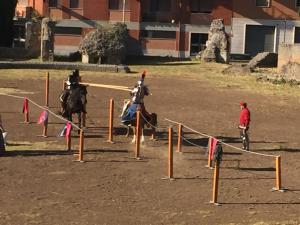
[60,84,87,130]
[121,100,157,143]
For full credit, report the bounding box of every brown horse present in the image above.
[121,100,157,143]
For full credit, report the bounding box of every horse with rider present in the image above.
[121,71,157,142]
[59,69,87,129]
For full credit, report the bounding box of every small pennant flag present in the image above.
[65,122,72,139]
[58,122,72,139]
[37,110,48,125]
[210,138,218,160]
[58,125,67,137]
[22,98,29,113]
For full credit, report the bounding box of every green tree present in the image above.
[0,0,18,46]
[79,23,128,64]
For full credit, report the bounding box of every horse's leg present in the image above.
[78,113,81,134]
[125,126,130,138]
[141,128,145,144]
[131,127,136,143]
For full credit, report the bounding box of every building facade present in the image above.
[231,0,300,56]
[16,0,300,58]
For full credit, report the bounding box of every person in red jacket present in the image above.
[239,102,250,150]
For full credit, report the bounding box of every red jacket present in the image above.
[240,108,250,127]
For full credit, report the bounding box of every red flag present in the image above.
[210,138,218,160]
[22,98,29,113]
[65,122,72,139]
[37,110,48,125]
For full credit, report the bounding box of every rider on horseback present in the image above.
[121,71,151,124]
[60,69,86,117]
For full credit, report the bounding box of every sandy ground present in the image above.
[0,71,300,225]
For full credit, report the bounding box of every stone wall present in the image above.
[278,44,300,71]
[277,44,300,81]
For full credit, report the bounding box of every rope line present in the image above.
[139,112,170,131]
[0,92,81,130]
[180,134,207,150]
[165,117,277,158]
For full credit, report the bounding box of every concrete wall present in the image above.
[231,18,300,54]
[278,44,300,70]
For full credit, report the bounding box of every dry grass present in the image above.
[1,60,300,99]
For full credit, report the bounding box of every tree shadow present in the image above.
[238,167,275,172]
[216,136,287,144]
[3,149,72,157]
[256,148,300,153]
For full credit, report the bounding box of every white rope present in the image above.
[139,112,169,130]
[180,134,207,150]
[165,117,277,158]
[0,92,81,130]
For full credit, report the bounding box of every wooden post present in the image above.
[45,72,49,107]
[24,111,29,123]
[67,134,71,151]
[108,99,114,143]
[207,137,212,168]
[211,161,220,205]
[168,127,174,179]
[135,108,141,159]
[177,123,182,152]
[275,156,282,191]
[81,113,86,128]
[77,130,84,162]
[42,118,48,137]
[23,98,29,123]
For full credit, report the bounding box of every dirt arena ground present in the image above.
[0,64,300,225]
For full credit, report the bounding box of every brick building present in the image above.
[15,0,300,58]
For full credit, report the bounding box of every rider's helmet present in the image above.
[67,69,80,86]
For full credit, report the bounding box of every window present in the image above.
[256,0,270,7]
[141,30,176,39]
[109,0,130,10]
[297,0,300,7]
[70,0,80,8]
[190,33,208,55]
[49,0,57,7]
[295,27,300,43]
[190,0,213,13]
[54,27,82,35]
[149,0,171,12]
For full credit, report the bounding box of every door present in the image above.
[245,25,275,56]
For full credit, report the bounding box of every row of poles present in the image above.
[167,124,284,205]
[25,71,283,204]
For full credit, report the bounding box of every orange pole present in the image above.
[135,108,141,159]
[108,99,114,143]
[207,137,212,168]
[42,120,48,137]
[168,127,174,179]
[24,112,29,123]
[81,113,86,128]
[177,123,182,152]
[275,156,282,191]
[78,130,84,162]
[45,72,49,107]
[67,134,71,151]
[211,161,220,204]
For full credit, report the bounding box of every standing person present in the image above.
[239,102,250,150]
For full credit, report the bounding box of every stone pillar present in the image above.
[200,19,229,63]
[41,18,55,61]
